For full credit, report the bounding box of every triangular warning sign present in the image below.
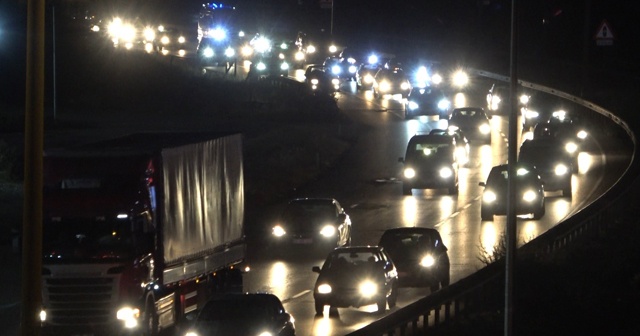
[594,20,614,40]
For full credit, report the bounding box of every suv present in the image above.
[399,134,459,195]
[519,138,573,197]
[479,163,546,221]
[448,107,492,144]
[404,87,451,120]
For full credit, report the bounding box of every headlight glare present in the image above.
[320,225,336,237]
[272,225,286,237]
[439,167,453,178]
[116,307,140,329]
[317,284,332,294]
[555,164,569,175]
[483,190,497,203]
[359,281,378,297]
[565,142,578,154]
[479,123,491,134]
[404,168,416,179]
[420,255,435,267]
[523,190,537,202]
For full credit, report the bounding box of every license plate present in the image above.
[293,238,313,244]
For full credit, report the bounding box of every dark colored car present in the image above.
[312,246,399,315]
[184,293,296,336]
[270,198,352,251]
[152,25,187,53]
[246,51,290,80]
[304,64,340,94]
[355,63,382,91]
[429,128,470,167]
[532,111,587,168]
[404,87,451,120]
[196,36,239,66]
[486,83,532,116]
[448,107,492,144]
[399,134,459,195]
[479,163,546,221]
[373,67,412,99]
[378,227,450,292]
[519,138,573,197]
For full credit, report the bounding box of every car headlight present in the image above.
[317,283,332,294]
[258,332,273,336]
[577,130,588,140]
[565,142,578,154]
[358,281,378,297]
[483,190,497,203]
[116,307,140,329]
[555,163,569,175]
[451,70,469,88]
[143,27,155,41]
[295,51,305,61]
[241,45,253,57]
[364,74,374,83]
[185,332,200,336]
[178,36,186,44]
[479,123,491,134]
[39,309,47,322]
[439,167,453,178]
[256,62,267,71]
[331,65,342,75]
[431,73,443,85]
[522,190,537,202]
[203,47,214,58]
[320,225,336,237]
[519,94,530,105]
[400,82,410,90]
[210,27,227,41]
[306,45,316,53]
[272,225,286,237]
[420,255,435,267]
[404,167,416,178]
[438,99,451,111]
[368,54,379,64]
[224,47,235,58]
[280,62,290,71]
[379,81,391,92]
[408,101,419,110]
[524,110,539,119]
[329,45,338,53]
[349,65,357,74]
[331,78,340,85]
[311,78,319,85]
[160,36,170,44]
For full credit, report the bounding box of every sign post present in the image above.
[320,0,334,34]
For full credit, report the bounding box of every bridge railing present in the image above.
[346,71,638,336]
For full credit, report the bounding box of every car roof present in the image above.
[453,107,485,112]
[381,227,440,236]
[331,245,382,254]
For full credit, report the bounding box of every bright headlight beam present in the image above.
[359,281,378,297]
[404,168,416,178]
[420,255,435,267]
[320,225,336,237]
[523,190,537,202]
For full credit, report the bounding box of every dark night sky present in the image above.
[1,0,638,107]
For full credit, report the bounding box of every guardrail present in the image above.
[346,70,638,336]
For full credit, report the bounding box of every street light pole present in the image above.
[330,0,334,35]
[505,0,519,335]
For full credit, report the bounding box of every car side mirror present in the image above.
[312,266,321,273]
[479,182,486,187]
[398,157,405,163]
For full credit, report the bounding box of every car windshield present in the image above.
[487,167,539,187]
[199,296,281,321]
[452,110,483,119]
[282,201,336,227]
[380,231,440,255]
[325,250,378,269]
[519,145,567,164]
[407,142,453,162]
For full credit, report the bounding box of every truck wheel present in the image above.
[143,300,158,336]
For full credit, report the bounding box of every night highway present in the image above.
[1,1,638,335]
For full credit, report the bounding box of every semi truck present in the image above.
[39,132,247,335]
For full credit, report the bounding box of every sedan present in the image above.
[404,87,451,120]
[447,107,492,144]
[378,227,450,292]
[479,163,546,221]
[372,67,412,99]
[304,64,340,94]
[270,198,351,252]
[312,246,399,315]
[184,293,295,336]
